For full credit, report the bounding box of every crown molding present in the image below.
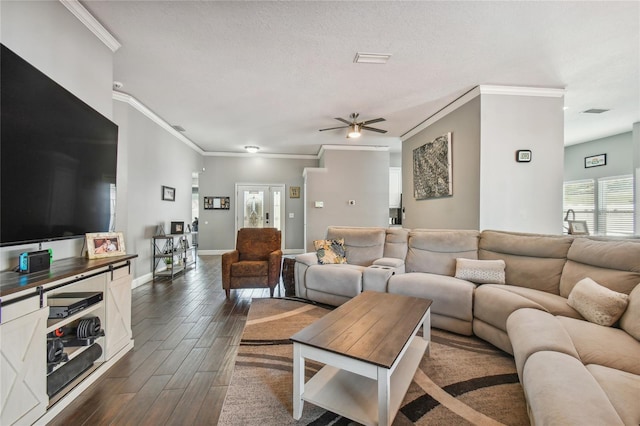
[401,85,566,141]
[479,85,565,97]
[60,0,121,52]
[318,144,390,158]
[113,91,205,155]
[401,86,480,141]
[202,151,317,160]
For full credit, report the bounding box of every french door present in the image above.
[235,184,285,249]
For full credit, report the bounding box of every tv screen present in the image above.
[1,44,119,247]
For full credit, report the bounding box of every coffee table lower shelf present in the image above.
[299,337,428,426]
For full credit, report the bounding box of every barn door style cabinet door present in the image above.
[0,255,136,425]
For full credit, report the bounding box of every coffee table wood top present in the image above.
[290,291,432,369]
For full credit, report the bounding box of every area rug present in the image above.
[218,298,529,425]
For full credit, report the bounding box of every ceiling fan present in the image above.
[319,113,387,138]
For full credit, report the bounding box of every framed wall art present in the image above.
[86,232,126,259]
[162,185,175,201]
[413,132,453,200]
[204,196,230,210]
[289,186,300,198]
[585,154,606,168]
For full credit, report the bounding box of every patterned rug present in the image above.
[218,298,529,425]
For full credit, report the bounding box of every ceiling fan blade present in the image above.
[319,125,349,131]
[334,117,351,125]
[361,117,386,126]
[362,126,388,134]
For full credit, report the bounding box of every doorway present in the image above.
[235,184,285,250]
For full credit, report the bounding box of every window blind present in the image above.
[598,175,634,236]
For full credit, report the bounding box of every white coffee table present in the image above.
[290,291,432,426]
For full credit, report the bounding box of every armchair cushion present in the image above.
[231,260,268,277]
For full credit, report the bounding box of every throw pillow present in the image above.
[314,239,347,265]
[454,258,506,284]
[568,277,629,327]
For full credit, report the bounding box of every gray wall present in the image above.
[564,132,633,181]
[479,93,564,234]
[0,0,114,270]
[402,96,481,230]
[198,156,318,252]
[113,101,202,280]
[305,148,390,251]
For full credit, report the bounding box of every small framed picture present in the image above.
[290,186,300,198]
[170,221,184,234]
[585,154,606,168]
[516,150,532,163]
[86,232,126,259]
[162,185,176,201]
[568,220,589,235]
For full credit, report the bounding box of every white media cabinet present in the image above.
[0,255,137,425]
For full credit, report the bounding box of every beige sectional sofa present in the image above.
[294,226,640,426]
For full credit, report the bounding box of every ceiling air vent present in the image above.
[581,108,610,114]
[353,52,391,64]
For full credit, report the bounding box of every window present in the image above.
[598,175,634,236]
[563,179,595,233]
[563,175,635,235]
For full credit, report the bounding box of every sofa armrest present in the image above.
[295,252,318,267]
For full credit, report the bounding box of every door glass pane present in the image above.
[272,189,281,230]
[243,190,264,228]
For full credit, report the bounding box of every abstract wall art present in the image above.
[413,132,453,200]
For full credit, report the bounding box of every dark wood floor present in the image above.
[50,256,277,425]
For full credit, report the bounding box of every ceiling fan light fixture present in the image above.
[347,124,361,138]
[245,145,260,153]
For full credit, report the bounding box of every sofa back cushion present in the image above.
[406,229,479,276]
[559,237,640,298]
[479,230,573,294]
[326,226,386,266]
[384,227,409,259]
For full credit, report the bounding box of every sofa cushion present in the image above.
[405,229,479,275]
[559,237,640,298]
[454,258,505,284]
[305,264,365,298]
[567,277,629,326]
[620,283,640,341]
[387,272,475,322]
[326,226,386,266]
[522,351,624,426]
[587,364,640,426]
[479,230,573,294]
[383,227,409,259]
[507,308,580,380]
[314,239,347,265]
[489,286,582,319]
[556,316,640,375]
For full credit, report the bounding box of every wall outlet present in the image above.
[289,212,294,218]
[315,201,324,208]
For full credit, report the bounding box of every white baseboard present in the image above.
[132,272,153,289]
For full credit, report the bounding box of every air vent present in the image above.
[353,52,391,64]
[172,125,186,132]
[581,108,610,114]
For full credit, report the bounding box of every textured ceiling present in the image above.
[83,1,640,155]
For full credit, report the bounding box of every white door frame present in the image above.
[235,183,286,250]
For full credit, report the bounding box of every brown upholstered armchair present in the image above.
[221,228,282,298]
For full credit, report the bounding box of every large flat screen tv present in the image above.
[1,44,119,247]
